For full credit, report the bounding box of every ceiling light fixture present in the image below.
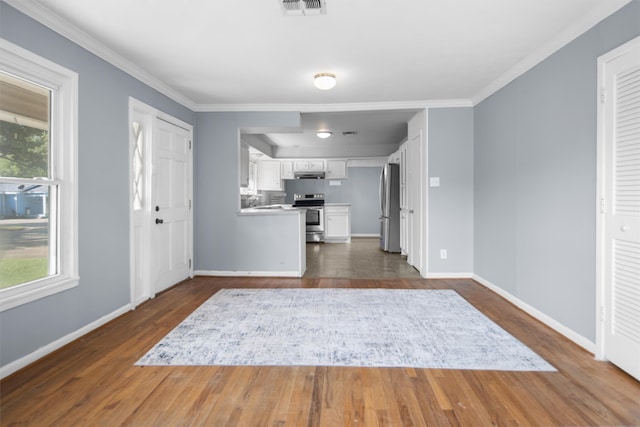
[316,131,332,139]
[314,73,336,90]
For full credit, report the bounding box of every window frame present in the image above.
[0,39,79,312]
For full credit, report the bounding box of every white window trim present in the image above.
[0,38,79,312]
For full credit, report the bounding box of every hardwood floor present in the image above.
[304,237,422,278]
[2,277,640,426]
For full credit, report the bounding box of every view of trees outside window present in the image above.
[0,72,52,289]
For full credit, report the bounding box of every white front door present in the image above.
[597,36,640,381]
[152,118,192,293]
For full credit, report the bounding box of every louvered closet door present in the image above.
[602,37,640,381]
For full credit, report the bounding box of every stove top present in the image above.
[293,193,325,207]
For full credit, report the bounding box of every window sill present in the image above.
[0,275,80,312]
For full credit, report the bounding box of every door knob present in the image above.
[156,218,164,224]
[621,225,630,232]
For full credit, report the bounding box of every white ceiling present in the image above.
[8,0,631,157]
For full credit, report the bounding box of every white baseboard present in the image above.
[350,234,379,238]
[472,274,595,353]
[425,272,473,279]
[0,303,132,380]
[194,270,302,277]
[324,237,351,243]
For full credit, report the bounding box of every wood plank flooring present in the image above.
[304,238,422,278]
[2,277,640,426]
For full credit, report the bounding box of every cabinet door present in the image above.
[326,213,350,238]
[294,160,308,171]
[326,160,347,179]
[257,160,282,191]
[281,160,294,179]
[308,160,325,172]
[240,146,250,187]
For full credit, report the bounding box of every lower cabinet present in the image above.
[325,205,351,243]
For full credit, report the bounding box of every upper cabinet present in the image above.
[257,159,283,191]
[294,159,325,172]
[240,144,250,187]
[281,160,294,179]
[326,160,348,179]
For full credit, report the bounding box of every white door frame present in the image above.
[595,36,640,361]
[128,97,193,307]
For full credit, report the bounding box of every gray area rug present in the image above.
[137,288,555,371]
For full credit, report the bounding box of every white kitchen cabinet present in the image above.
[294,159,325,172]
[280,160,294,179]
[240,145,250,187]
[325,205,351,243]
[326,160,347,179]
[257,159,283,191]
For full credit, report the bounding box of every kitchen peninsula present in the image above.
[237,205,306,277]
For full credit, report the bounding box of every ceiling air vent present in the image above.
[281,0,326,16]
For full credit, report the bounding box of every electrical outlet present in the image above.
[440,249,447,259]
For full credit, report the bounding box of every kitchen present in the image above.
[237,109,421,278]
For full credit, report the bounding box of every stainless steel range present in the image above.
[293,193,325,242]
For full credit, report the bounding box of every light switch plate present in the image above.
[430,177,440,187]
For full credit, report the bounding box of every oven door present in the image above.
[305,207,324,232]
[305,207,324,242]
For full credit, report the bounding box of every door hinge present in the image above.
[189,199,192,209]
[600,89,606,104]
[600,198,606,214]
[189,259,192,269]
[189,140,192,150]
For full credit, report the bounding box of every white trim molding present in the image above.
[0,38,80,312]
[2,0,197,110]
[472,0,632,105]
[195,99,473,113]
[195,270,303,278]
[3,0,632,112]
[0,304,132,379]
[426,272,473,279]
[472,274,596,354]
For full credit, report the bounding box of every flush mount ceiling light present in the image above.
[316,131,333,139]
[314,73,336,90]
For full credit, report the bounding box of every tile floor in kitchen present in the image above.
[304,237,422,278]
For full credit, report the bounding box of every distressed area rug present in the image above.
[136,288,555,371]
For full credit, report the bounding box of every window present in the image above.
[0,39,78,311]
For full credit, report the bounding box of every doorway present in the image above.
[129,98,193,307]
[303,237,422,278]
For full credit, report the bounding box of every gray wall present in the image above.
[473,0,640,342]
[0,2,195,368]
[428,108,474,274]
[194,112,304,272]
[284,167,382,235]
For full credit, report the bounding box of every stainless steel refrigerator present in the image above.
[379,163,401,252]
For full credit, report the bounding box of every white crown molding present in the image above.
[471,0,633,105]
[6,0,630,113]
[194,99,473,113]
[2,0,197,111]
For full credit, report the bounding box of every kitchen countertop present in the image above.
[239,205,305,216]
